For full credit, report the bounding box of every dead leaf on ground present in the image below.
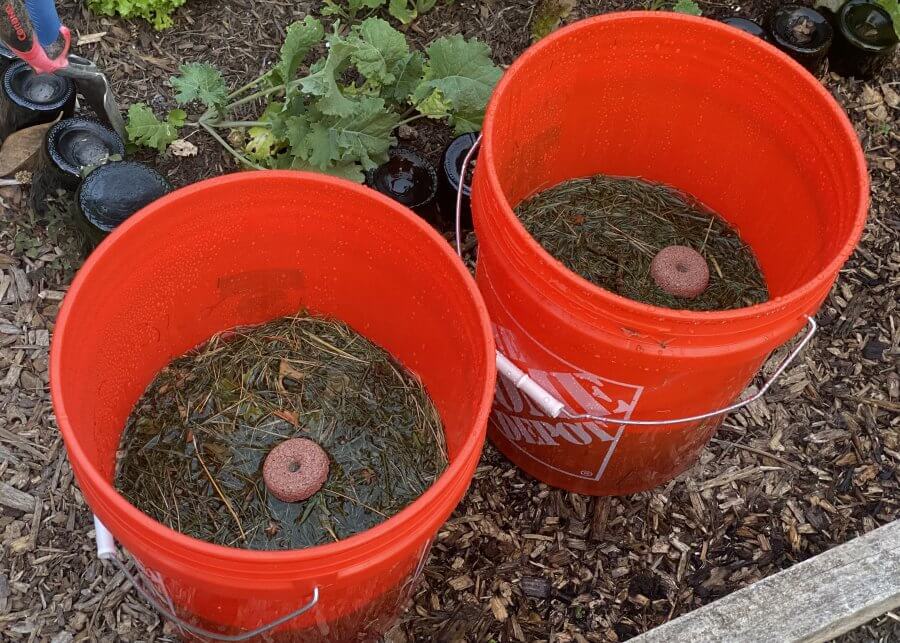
[0,119,59,177]
[867,104,890,123]
[170,139,198,157]
[448,575,474,591]
[138,54,176,70]
[272,409,299,426]
[860,84,883,107]
[277,359,307,393]
[881,84,900,110]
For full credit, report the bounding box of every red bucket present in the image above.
[50,172,496,640]
[472,13,868,495]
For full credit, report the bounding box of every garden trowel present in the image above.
[0,0,125,139]
[57,55,126,139]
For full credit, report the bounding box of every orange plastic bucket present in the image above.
[50,172,495,640]
[472,13,868,496]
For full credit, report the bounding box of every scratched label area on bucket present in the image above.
[492,324,643,481]
[131,557,183,632]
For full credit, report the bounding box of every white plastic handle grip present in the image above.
[94,515,116,560]
[495,351,565,418]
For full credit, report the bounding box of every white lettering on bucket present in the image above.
[132,557,181,627]
[492,324,643,481]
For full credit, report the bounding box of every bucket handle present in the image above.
[454,135,819,425]
[93,517,320,641]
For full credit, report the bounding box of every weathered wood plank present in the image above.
[632,519,900,643]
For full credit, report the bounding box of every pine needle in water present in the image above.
[115,312,447,551]
[515,175,770,311]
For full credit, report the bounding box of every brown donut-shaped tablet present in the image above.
[263,438,329,503]
[650,245,710,299]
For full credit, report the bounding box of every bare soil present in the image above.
[0,0,897,641]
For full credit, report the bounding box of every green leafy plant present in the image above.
[650,0,702,13]
[875,0,899,37]
[672,0,702,15]
[531,0,577,42]
[88,0,186,30]
[322,0,382,21]
[126,104,186,151]
[171,63,229,109]
[388,0,438,24]
[126,16,502,182]
[322,0,438,25]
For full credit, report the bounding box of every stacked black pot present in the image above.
[365,133,481,235]
[28,115,173,240]
[721,2,897,79]
[829,0,898,79]
[0,47,174,239]
[0,60,75,140]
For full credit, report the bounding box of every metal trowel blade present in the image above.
[56,55,126,140]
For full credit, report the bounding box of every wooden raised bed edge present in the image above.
[632,519,900,643]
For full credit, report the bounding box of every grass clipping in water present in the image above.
[516,175,769,311]
[115,312,447,551]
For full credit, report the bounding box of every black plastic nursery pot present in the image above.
[30,118,125,214]
[721,17,770,41]
[437,132,479,231]
[769,5,834,72]
[365,147,438,224]
[0,61,75,140]
[76,161,173,244]
[0,44,17,79]
[829,0,899,79]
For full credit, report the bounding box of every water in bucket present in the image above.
[115,311,448,551]
[514,173,770,311]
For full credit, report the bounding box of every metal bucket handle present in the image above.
[455,134,818,423]
[93,518,319,642]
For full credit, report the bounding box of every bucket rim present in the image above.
[480,11,869,325]
[50,170,497,567]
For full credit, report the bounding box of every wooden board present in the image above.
[632,519,900,643]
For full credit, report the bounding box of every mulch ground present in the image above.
[0,0,897,641]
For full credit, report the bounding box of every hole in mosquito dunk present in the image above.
[288,462,301,473]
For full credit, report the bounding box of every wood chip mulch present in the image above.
[1,0,897,641]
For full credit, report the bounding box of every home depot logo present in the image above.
[492,323,643,481]
[132,558,179,620]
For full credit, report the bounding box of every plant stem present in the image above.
[223,70,314,112]
[227,73,271,100]
[225,84,287,111]
[200,122,264,170]
[210,120,269,129]
[397,113,427,127]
